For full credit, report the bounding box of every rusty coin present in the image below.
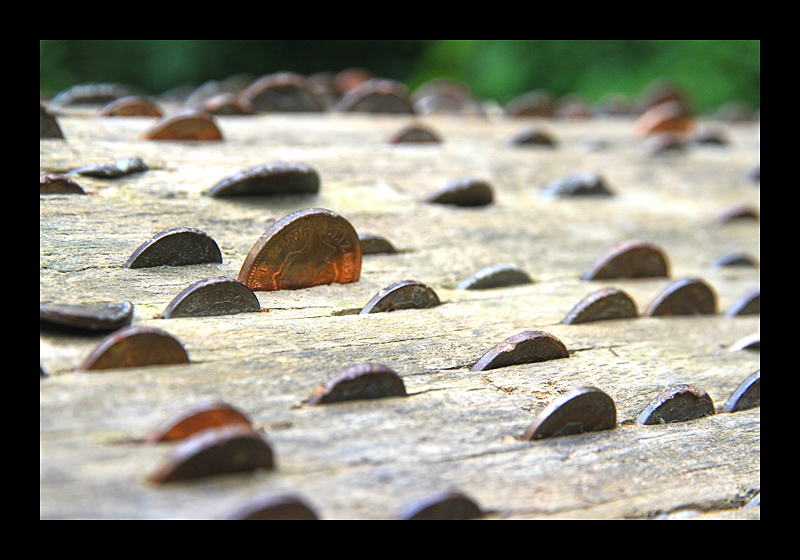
[471,330,569,372]
[541,171,614,198]
[456,263,533,290]
[582,240,669,280]
[97,96,163,117]
[141,110,223,141]
[644,278,717,316]
[308,363,407,405]
[40,301,133,332]
[334,79,415,114]
[79,326,189,371]
[358,233,397,255]
[424,177,493,207]
[222,494,318,520]
[636,384,715,425]
[40,173,85,194]
[562,288,638,324]
[722,370,760,413]
[205,162,320,198]
[124,227,223,269]
[397,491,483,520]
[146,401,252,443]
[726,287,760,317]
[523,386,617,441]
[359,280,440,314]
[387,122,442,144]
[161,277,260,319]
[238,208,361,292]
[150,425,274,484]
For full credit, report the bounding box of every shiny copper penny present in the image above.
[636,384,715,425]
[644,278,717,316]
[308,363,407,405]
[471,330,569,372]
[424,177,493,207]
[40,301,133,332]
[562,288,638,324]
[205,162,320,198]
[387,122,442,144]
[222,494,318,520]
[582,240,669,280]
[124,227,222,269]
[238,208,361,292]
[397,491,483,520]
[161,277,260,319]
[456,263,533,290]
[523,386,617,441]
[334,79,415,114]
[150,425,274,484]
[40,173,85,194]
[726,287,760,317]
[141,110,223,141]
[146,401,252,443]
[722,370,760,413]
[359,280,440,314]
[97,96,163,117]
[79,326,189,371]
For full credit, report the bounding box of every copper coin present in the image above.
[541,171,614,198]
[456,263,533,290]
[636,384,715,425]
[40,301,133,332]
[308,363,407,405]
[505,90,554,117]
[726,287,760,317]
[146,401,252,443]
[523,386,617,441]
[334,79,415,114]
[150,425,274,484]
[359,280,440,314]
[562,288,638,324]
[424,177,493,207]
[387,122,442,144]
[238,208,361,292]
[49,82,136,107]
[239,72,323,113]
[633,100,694,137]
[722,370,760,413]
[222,494,318,520]
[79,326,189,371]
[358,233,397,255]
[204,162,320,198]
[397,491,483,520]
[124,227,222,269]
[97,96,163,117]
[161,277,260,319]
[644,278,717,316]
[471,330,569,372]
[582,240,669,280]
[40,173,85,194]
[141,110,223,141]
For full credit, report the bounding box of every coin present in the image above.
[124,227,222,269]
[238,208,361,291]
[523,386,617,441]
[40,301,133,332]
[79,326,189,371]
[471,330,569,372]
[359,280,440,314]
[146,401,252,443]
[204,162,320,198]
[308,363,407,405]
[644,277,716,316]
[160,277,260,318]
[582,240,669,280]
[141,110,223,141]
[636,384,715,425]
[561,288,638,324]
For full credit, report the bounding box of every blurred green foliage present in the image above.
[40,40,759,113]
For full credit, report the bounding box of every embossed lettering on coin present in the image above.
[238,208,361,291]
[161,277,261,318]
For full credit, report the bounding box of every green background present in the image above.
[40,40,759,114]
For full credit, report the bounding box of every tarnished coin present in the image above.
[636,384,715,425]
[359,280,440,314]
[79,326,189,371]
[334,79,415,114]
[239,72,323,113]
[97,96,163,117]
[308,363,407,405]
[726,287,760,317]
[222,494,318,520]
[562,288,638,324]
[387,122,442,144]
[358,233,397,255]
[68,157,148,179]
[644,278,717,316]
[633,100,694,137]
[40,173,85,195]
[522,386,617,441]
[40,301,133,332]
[161,277,260,318]
[722,370,760,413]
[124,227,223,269]
[205,162,320,198]
[146,401,252,443]
[456,263,533,290]
[508,125,557,147]
[424,177,493,207]
[397,491,483,520]
[238,208,361,292]
[142,110,223,141]
[40,103,63,139]
[582,240,669,280]
[471,330,569,372]
[541,171,614,198]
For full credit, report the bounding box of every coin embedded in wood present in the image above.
[359,280,441,314]
[68,157,148,179]
[97,96,163,117]
[424,177,494,207]
[522,386,617,441]
[397,491,483,520]
[722,370,760,413]
[146,401,252,443]
[79,326,189,371]
[644,278,717,316]
[204,162,320,198]
[633,100,694,137]
[239,71,324,113]
[161,277,261,319]
[40,102,64,139]
[636,384,715,425]
[508,125,557,147]
[726,287,760,317]
[387,122,442,144]
[222,494,318,520]
[729,332,760,352]
[471,330,569,372]
[562,288,638,324]
[40,174,85,195]
[456,263,533,290]
[141,110,223,141]
[150,425,274,484]
[334,79,415,114]
[40,301,133,332]
[582,240,669,280]
[124,227,223,269]
[541,171,614,198]
[238,208,361,292]
[308,363,407,405]
[358,233,397,255]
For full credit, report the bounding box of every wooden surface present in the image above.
[40,105,760,519]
